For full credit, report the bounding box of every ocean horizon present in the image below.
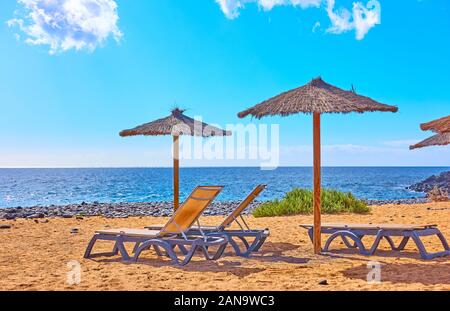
[1,166,448,208]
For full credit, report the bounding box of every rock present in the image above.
[28,213,45,219]
[40,219,49,223]
[34,219,39,223]
[76,215,84,220]
[0,224,12,229]
[70,228,79,234]
[408,171,450,193]
[4,214,16,220]
[62,214,73,219]
[318,279,328,285]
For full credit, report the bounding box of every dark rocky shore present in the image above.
[408,171,450,193]
[0,201,262,220]
[0,198,430,220]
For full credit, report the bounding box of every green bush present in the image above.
[253,188,370,217]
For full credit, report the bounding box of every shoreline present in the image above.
[0,197,430,219]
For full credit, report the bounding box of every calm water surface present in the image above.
[0,167,448,208]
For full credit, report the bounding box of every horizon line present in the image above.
[0,165,449,169]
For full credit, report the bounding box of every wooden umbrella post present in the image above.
[313,112,322,254]
[173,135,180,211]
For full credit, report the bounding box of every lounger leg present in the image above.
[133,239,184,265]
[367,230,385,255]
[437,231,450,251]
[132,242,141,254]
[227,235,251,257]
[115,236,131,261]
[411,231,450,260]
[393,236,410,251]
[307,228,314,243]
[342,236,357,248]
[382,236,397,250]
[323,231,368,255]
[252,235,268,252]
[84,235,99,258]
[176,244,188,255]
[411,232,432,260]
[153,245,164,256]
[197,242,227,261]
[84,234,120,259]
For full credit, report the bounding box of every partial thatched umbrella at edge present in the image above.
[410,115,450,149]
[238,77,398,254]
[410,132,450,149]
[120,108,231,211]
[420,115,450,134]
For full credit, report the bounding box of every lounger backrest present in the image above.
[219,184,266,228]
[160,186,223,235]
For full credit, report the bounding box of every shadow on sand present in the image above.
[90,241,310,276]
[343,262,450,285]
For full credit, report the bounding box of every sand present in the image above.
[0,202,449,291]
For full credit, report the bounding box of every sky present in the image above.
[0,0,449,168]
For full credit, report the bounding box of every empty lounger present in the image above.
[146,184,270,257]
[84,186,228,266]
[300,222,450,260]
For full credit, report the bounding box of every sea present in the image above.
[0,167,448,208]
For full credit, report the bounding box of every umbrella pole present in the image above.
[173,135,180,211]
[313,112,322,254]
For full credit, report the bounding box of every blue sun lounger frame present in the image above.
[300,223,450,260]
[146,184,270,257]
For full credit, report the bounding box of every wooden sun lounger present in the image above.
[84,186,228,266]
[146,184,270,257]
[300,223,450,260]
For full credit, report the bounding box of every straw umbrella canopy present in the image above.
[238,77,398,254]
[420,115,450,133]
[120,108,231,210]
[410,115,450,150]
[410,132,450,149]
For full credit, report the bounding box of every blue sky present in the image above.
[0,0,449,167]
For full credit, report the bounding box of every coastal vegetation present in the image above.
[253,188,370,217]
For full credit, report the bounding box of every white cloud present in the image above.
[216,0,381,40]
[312,21,321,32]
[8,0,122,54]
[326,0,381,40]
[215,0,321,19]
[380,139,420,147]
[352,0,381,39]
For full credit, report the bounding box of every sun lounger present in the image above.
[146,184,270,257]
[300,223,450,260]
[84,186,228,265]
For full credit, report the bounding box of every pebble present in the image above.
[28,213,45,219]
[0,201,262,219]
[70,228,79,234]
[367,198,429,206]
[0,197,434,220]
[0,224,12,229]
[318,279,328,285]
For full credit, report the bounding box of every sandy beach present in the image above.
[0,202,449,291]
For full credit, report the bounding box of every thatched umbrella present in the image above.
[238,77,398,254]
[120,108,231,210]
[410,132,450,149]
[410,115,450,150]
[420,115,450,134]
